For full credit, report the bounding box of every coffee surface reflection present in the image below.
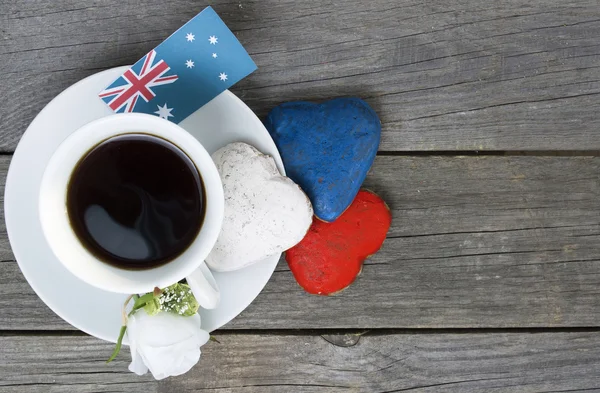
[66,134,205,269]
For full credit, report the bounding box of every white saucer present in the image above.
[5,67,283,343]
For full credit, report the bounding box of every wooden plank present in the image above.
[2,332,600,392]
[2,0,600,152]
[2,155,599,330]
[0,335,155,393]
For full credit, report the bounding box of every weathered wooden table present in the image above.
[2,1,600,391]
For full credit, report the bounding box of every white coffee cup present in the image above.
[38,113,223,309]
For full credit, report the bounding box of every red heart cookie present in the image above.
[286,189,391,295]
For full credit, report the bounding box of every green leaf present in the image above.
[129,292,154,316]
[157,283,199,316]
[143,296,161,316]
[134,292,154,309]
[106,325,127,363]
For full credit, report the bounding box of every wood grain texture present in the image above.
[2,332,600,392]
[0,335,155,393]
[2,155,599,330]
[2,0,600,151]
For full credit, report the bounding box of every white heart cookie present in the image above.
[206,142,313,272]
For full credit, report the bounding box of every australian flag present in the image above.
[99,6,257,124]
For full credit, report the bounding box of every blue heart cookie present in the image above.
[264,98,380,222]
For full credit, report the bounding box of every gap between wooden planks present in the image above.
[0,155,598,330]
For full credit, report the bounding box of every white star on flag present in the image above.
[209,35,218,45]
[212,53,218,58]
[185,59,195,68]
[219,72,228,81]
[154,103,174,119]
[186,33,195,42]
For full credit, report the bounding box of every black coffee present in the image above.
[66,134,205,269]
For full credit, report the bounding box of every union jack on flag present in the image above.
[99,50,178,113]
[99,6,256,123]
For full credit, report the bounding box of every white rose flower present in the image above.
[126,310,209,380]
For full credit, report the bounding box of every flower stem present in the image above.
[106,292,157,363]
[106,294,135,363]
[121,294,134,325]
[106,325,127,363]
